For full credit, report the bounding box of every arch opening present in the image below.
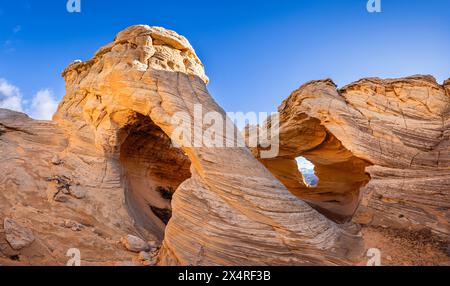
[257,124,372,224]
[296,133,372,223]
[296,156,319,188]
[119,113,191,240]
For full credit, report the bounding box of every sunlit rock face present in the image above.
[1,24,447,266]
[251,76,450,239]
[0,25,364,266]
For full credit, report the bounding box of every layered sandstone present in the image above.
[0,25,364,266]
[0,109,139,265]
[251,76,450,239]
[1,25,448,266]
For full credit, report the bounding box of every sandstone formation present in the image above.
[0,25,364,266]
[120,235,150,253]
[250,76,450,240]
[3,218,35,250]
[0,25,448,266]
[0,108,141,265]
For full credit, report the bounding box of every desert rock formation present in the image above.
[0,25,448,266]
[0,25,366,266]
[250,76,450,240]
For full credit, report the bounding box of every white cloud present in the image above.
[0,78,58,120]
[29,89,58,120]
[296,156,315,171]
[0,78,23,112]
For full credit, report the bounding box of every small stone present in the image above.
[62,220,84,232]
[51,155,63,165]
[137,251,157,266]
[3,218,35,250]
[54,193,69,203]
[138,251,152,261]
[120,235,149,253]
[69,185,86,199]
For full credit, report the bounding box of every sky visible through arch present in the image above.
[296,157,318,182]
[0,0,448,124]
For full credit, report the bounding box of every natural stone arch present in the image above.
[251,77,450,239]
[54,25,364,265]
[249,112,372,223]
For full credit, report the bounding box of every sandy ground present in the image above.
[361,226,450,266]
[2,225,449,266]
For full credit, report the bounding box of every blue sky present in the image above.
[0,0,449,120]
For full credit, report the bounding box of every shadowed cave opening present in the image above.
[260,117,373,224]
[293,133,372,223]
[118,111,371,242]
[119,113,192,240]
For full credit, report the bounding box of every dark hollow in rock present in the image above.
[150,205,172,225]
[9,255,20,261]
[156,186,174,200]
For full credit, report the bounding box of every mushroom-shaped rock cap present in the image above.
[62,25,208,84]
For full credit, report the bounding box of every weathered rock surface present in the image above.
[120,235,149,253]
[0,24,447,266]
[0,25,364,266]
[250,76,450,240]
[0,108,140,265]
[3,218,35,250]
[55,25,364,266]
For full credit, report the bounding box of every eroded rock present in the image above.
[3,219,35,250]
[61,220,84,232]
[250,76,450,239]
[53,24,364,266]
[51,155,63,165]
[0,24,446,266]
[69,185,86,199]
[120,235,149,253]
[136,250,158,266]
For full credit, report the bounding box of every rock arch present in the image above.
[248,87,372,223]
[53,25,364,265]
[1,25,447,266]
[251,77,450,239]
